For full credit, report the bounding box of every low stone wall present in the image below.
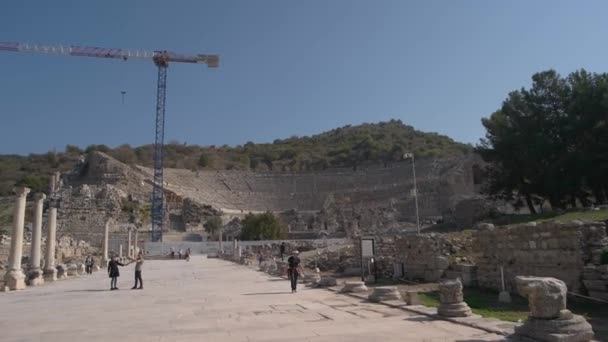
[354,220,608,302]
[0,235,98,269]
[473,221,607,294]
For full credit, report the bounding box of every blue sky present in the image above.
[1,1,607,155]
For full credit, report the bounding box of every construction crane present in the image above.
[0,41,219,242]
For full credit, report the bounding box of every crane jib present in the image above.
[70,46,128,60]
[0,42,19,52]
[1,40,219,243]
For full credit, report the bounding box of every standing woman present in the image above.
[107,255,126,290]
[130,251,144,289]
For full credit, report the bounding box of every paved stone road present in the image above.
[0,257,506,341]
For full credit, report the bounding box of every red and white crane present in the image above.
[0,41,219,242]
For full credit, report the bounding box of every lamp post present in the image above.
[403,153,420,234]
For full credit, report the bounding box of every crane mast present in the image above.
[0,42,219,242]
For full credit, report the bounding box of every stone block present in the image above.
[26,269,44,286]
[315,276,337,287]
[67,264,79,277]
[340,281,368,293]
[516,276,566,319]
[56,264,68,279]
[404,291,421,305]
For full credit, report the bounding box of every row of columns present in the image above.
[100,222,140,266]
[3,187,58,291]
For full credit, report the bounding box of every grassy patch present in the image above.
[491,209,608,226]
[418,288,608,340]
[549,210,608,222]
[418,288,528,322]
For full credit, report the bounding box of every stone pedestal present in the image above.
[514,276,594,342]
[340,281,368,293]
[315,276,337,287]
[369,286,402,302]
[27,193,45,286]
[3,186,30,291]
[304,272,321,285]
[43,207,57,282]
[437,279,473,317]
[67,263,79,277]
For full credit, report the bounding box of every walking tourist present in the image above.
[279,242,286,261]
[86,255,95,275]
[107,255,126,290]
[287,250,301,293]
[178,249,183,260]
[130,251,144,290]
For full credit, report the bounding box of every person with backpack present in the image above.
[287,250,301,293]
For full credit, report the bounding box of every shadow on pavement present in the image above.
[243,292,293,296]
[64,289,110,293]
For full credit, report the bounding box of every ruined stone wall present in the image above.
[0,235,97,267]
[353,233,475,281]
[56,184,124,247]
[472,221,608,294]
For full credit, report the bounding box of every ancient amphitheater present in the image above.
[55,151,486,244]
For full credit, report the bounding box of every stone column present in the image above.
[119,244,123,259]
[27,193,45,286]
[3,186,30,291]
[218,228,223,253]
[102,219,110,266]
[43,206,57,281]
[134,229,139,255]
[127,228,132,258]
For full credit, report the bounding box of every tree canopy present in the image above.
[240,212,286,240]
[478,69,608,212]
[0,121,470,195]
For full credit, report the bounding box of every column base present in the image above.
[3,269,26,291]
[43,268,57,282]
[26,269,45,286]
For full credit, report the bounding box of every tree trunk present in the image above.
[569,195,577,208]
[578,195,590,208]
[593,187,606,205]
[525,193,537,214]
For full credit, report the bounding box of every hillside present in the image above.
[0,120,472,195]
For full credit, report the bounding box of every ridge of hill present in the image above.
[0,119,472,195]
